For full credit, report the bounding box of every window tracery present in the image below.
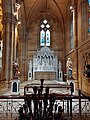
[40,20,50,46]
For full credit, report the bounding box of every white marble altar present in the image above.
[28,47,63,81]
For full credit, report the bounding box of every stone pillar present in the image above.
[2,0,15,86]
[73,2,79,89]
[70,1,79,89]
[13,24,16,60]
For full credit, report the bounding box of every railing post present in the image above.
[70,83,73,95]
[67,99,69,115]
[78,89,81,117]
[70,97,72,120]
[70,83,73,120]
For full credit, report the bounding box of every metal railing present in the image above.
[0,78,90,120]
[0,94,89,120]
[0,96,25,120]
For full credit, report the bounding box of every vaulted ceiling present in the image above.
[0,0,74,34]
[0,0,78,35]
[20,0,72,29]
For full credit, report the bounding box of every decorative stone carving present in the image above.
[28,47,63,81]
[59,61,62,71]
[66,58,73,78]
[84,64,90,78]
[12,60,20,95]
[13,60,19,79]
[83,52,90,77]
[29,60,32,71]
[33,47,58,72]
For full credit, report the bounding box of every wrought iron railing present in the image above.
[0,96,25,120]
[0,79,90,120]
[0,95,89,120]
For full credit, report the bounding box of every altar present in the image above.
[28,47,63,81]
[35,71,56,80]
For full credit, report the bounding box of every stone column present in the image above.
[2,0,15,86]
[71,1,79,89]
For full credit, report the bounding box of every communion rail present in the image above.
[0,94,89,120]
[0,79,90,120]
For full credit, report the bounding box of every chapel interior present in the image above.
[0,0,90,120]
[0,0,90,94]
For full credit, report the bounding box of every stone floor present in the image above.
[4,80,73,96]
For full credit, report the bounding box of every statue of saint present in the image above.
[59,61,62,71]
[66,58,73,78]
[13,60,19,79]
[29,60,32,71]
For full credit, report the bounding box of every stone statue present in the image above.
[59,61,62,71]
[67,58,72,69]
[66,58,73,78]
[29,60,32,71]
[13,60,19,79]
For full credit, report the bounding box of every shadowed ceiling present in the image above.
[20,0,72,29]
[0,0,77,35]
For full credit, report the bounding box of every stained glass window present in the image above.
[40,30,45,46]
[46,30,50,46]
[88,0,90,32]
[40,20,50,46]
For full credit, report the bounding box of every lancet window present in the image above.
[40,20,50,46]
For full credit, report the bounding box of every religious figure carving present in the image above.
[29,60,32,71]
[59,61,62,71]
[13,60,19,79]
[66,58,73,78]
[30,46,62,80]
